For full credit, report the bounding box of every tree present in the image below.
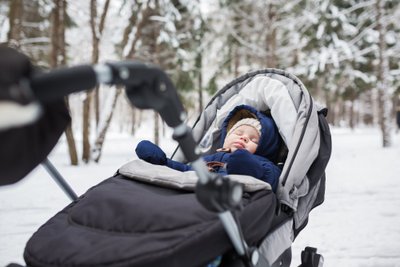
[92,86,123,163]
[5,0,81,163]
[290,1,373,127]
[375,0,393,147]
[114,0,148,136]
[116,0,201,144]
[90,0,110,126]
[50,0,78,165]
[6,0,23,46]
[167,0,204,115]
[82,0,110,163]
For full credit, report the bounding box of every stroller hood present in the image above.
[220,104,281,161]
[173,69,331,215]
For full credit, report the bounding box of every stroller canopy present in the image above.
[174,69,329,221]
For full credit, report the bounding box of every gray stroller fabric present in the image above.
[24,174,277,267]
[119,159,272,192]
[172,69,330,265]
[174,69,320,212]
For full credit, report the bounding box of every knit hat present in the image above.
[220,105,281,161]
[226,118,261,138]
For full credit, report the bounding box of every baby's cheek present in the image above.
[248,144,257,154]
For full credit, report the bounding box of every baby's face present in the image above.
[223,125,260,154]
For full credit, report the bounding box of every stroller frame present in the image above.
[12,61,330,267]
[25,61,269,267]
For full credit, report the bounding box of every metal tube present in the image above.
[94,64,113,84]
[218,211,247,256]
[191,158,212,184]
[42,158,78,201]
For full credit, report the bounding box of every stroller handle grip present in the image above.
[29,61,240,202]
[29,61,186,128]
[30,65,99,103]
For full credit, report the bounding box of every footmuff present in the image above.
[24,161,276,267]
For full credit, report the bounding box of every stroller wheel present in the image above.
[298,247,324,267]
[271,247,292,267]
[219,250,246,267]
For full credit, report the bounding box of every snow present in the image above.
[291,127,400,267]
[1,127,400,267]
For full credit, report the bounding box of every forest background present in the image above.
[0,0,399,165]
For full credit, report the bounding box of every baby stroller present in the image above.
[17,62,331,267]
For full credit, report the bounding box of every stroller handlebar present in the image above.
[30,61,187,129]
[29,60,262,265]
[30,64,99,103]
[29,59,244,207]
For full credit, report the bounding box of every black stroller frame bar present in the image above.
[42,158,78,201]
[29,61,269,267]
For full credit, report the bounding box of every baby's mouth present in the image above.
[233,142,245,149]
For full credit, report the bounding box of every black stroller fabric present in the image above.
[24,174,276,267]
[23,68,331,267]
[0,100,70,185]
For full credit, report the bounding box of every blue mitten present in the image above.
[135,140,167,165]
[226,149,263,179]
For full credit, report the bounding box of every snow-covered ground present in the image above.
[291,128,400,267]
[0,127,399,267]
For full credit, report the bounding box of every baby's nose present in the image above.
[240,136,249,142]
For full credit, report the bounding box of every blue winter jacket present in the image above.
[135,105,282,192]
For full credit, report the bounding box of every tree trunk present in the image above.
[233,47,239,77]
[362,90,374,125]
[90,0,99,121]
[92,88,122,163]
[395,94,400,132]
[94,86,100,126]
[195,51,203,114]
[82,93,92,163]
[198,70,203,114]
[265,3,277,68]
[117,1,143,57]
[50,0,78,165]
[349,99,355,129]
[126,4,152,59]
[61,0,78,165]
[333,98,344,126]
[64,97,78,165]
[7,0,23,46]
[82,0,110,163]
[150,4,161,145]
[90,0,107,127]
[131,108,136,135]
[154,111,160,145]
[81,0,99,163]
[376,0,392,147]
[49,0,60,68]
[162,120,166,138]
[325,90,335,125]
[117,3,148,137]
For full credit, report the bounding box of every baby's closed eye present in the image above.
[235,129,244,135]
[251,137,259,143]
